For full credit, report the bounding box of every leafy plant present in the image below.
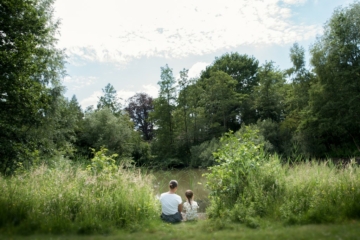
[87,147,118,175]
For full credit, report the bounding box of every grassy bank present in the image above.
[0,156,160,235]
[1,219,360,240]
[1,137,360,237]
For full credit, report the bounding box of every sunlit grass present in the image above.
[278,159,360,224]
[0,157,160,235]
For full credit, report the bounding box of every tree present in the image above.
[125,93,154,141]
[97,83,122,115]
[175,69,192,155]
[81,108,135,157]
[151,65,177,157]
[200,71,240,139]
[200,53,259,126]
[180,81,207,145]
[0,0,65,174]
[284,43,314,126]
[253,61,285,122]
[301,2,360,156]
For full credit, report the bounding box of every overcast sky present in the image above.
[54,0,353,109]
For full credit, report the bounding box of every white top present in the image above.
[160,192,182,215]
[183,201,199,220]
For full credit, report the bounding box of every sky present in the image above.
[53,0,353,109]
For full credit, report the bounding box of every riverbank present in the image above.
[2,219,360,240]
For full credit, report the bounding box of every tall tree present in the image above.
[151,64,177,157]
[200,71,240,138]
[125,93,154,141]
[302,2,360,155]
[200,53,259,126]
[175,69,192,154]
[97,83,122,115]
[253,61,285,122]
[285,43,314,117]
[181,82,207,145]
[0,0,65,174]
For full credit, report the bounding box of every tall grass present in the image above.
[205,128,360,228]
[0,157,160,235]
[279,159,360,224]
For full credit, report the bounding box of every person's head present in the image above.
[169,180,178,191]
[185,190,193,204]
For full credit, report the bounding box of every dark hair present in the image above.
[169,180,178,189]
[185,190,193,208]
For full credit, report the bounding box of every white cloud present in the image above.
[79,84,160,109]
[188,62,210,79]
[142,84,159,98]
[54,0,320,64]
[117,89,136,105]
[63,76,97,90]
[80,91,102,109]
[282,0,307,4]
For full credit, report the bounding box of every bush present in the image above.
[205,127,279,221]
[205,127,360,227]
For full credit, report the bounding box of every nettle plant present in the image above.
[87,147,118,175]
[205,126,266,206]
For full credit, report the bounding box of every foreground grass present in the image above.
[0,156,160,234]
[1,219,360,240]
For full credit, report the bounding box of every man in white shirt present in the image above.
[160,180,183,223]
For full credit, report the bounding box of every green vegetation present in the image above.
[1,0,360,238]
[2,0,360,171]
[0,150,159,235]
[205,127,360,227]
[1,219,360,239]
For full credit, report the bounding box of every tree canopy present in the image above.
[0,0,65,174]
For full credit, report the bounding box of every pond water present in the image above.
[152,169,210,212]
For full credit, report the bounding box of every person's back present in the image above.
[159,180,183,223]
[160,192,182,215]
[183,200,199,221]
[183,189,199,221]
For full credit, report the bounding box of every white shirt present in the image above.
[160,192,182,215]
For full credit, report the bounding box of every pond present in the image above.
[152,169,210,212]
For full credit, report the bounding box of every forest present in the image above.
[1,0,360,238]
[1,0,360,174]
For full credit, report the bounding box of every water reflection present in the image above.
[152,169,210,212]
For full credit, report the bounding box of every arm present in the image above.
[178,203,183,213]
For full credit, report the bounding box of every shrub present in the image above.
[205,127,360,227]
[205,127,281,222]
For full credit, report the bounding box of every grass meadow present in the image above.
[0,157,160,235]
[0,147,360,239]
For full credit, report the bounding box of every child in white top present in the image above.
[183,190,199,221]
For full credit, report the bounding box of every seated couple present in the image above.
[159,180,199,223]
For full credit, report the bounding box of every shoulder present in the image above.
[160,192,168,199]
[175,194,182,203]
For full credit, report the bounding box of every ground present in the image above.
[1,219,360,240]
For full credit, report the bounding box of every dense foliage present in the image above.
[0,0,66,174]
[205,129,360,227]
[2,0,360,171]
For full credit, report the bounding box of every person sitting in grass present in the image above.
[160,180,183,223]
[182,189,199,221]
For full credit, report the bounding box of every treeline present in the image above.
[1,0,360,173]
